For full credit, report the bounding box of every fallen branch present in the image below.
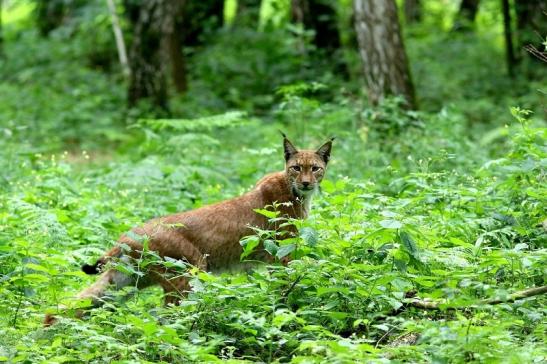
[408,285,547,310]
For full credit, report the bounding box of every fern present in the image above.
[139,111,250,132]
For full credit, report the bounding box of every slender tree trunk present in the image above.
[106,0,130,77]
[236,0,261,28]
[183,0,224,47]
[404,0,421,24]
[515,0,547,63]
[353,0,416,109]
[35,0,66,36]
[290,0,341,52]
[501,0,516,76]
[453,0,480,32]
[167,0,224,92]
[0,0,4,57]
[125,0,179,111]
[167,11,187,93]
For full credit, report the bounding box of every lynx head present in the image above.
[282,133,334,197]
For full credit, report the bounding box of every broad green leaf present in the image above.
[254,208,279,219]
[263,239,278,256]
[240,236,260,259]
[276,243,296,259]
[379,219,403,229]
[300,227,318,246]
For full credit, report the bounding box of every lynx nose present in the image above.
[302,182,310,188]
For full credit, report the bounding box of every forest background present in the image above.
[0,0,546,362]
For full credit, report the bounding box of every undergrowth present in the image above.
[1,103,545,362]
[0,2,546,362]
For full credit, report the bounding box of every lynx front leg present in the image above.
[76,267,136,305]
[159,275,191,306]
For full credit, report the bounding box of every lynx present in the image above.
[44,135,333,325]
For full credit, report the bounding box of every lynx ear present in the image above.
[316,137,335,164]
[281,132,298,161]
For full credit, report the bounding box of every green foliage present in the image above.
[1,98,545,362]
[1,1,546,362]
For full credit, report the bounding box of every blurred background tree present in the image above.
[353,0,416,109]
[0,0,3,56]
[403,0,421,24]
[452,0,480,31]
[0,0,544,142]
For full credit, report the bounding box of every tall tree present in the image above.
[34,0,87,37]
[515,0,547,63]
[167,0,224,93]
[167,9,187,93]
[106,0,130,77]
[124,0,181,111]
[290,0,341,52]
[236,0,261,28]
[453,0,480,32]
[0,0,4,57]
[35,0,66,36]
[404,0,421,24]
[353,0,416,109]
[501,0,516,76]
[183,0,224,47]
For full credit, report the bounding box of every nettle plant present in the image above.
[0,103,545,362]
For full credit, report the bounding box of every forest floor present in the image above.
[0,8,546,363]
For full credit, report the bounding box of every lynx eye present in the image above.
[312,166,322,172]
[291,166,301,172]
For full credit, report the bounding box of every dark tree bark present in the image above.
[34,0,87,37]
[501,0,516,76]
[166,0,223,93]
[168,13,188,93]
[125,0,181,111]
[515,0,547,63]
[453,0,480,32]
[290,0,341,52]
[183,0,224,47]
[404,0,421,24]
[236,0,261,28]
[353,0,416,109]
[35,0,66,36]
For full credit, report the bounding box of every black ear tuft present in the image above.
[282,133,298,161]
[82,262,101,275]
[316,137,334,164]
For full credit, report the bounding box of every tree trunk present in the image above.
[0,0,4,57]
[167,0,224,92]
[453,0,480,32]
[167,12,188,93]
[501,0,516,76]
[236,0,261,28]
[106,0,130,77]
[125,0,180,111]
[515,0,547,63]
[183,0,224,47]
[35,0,66,36]
[353,0,416,109]
[404,0,421,24]
[290,0,341,52]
